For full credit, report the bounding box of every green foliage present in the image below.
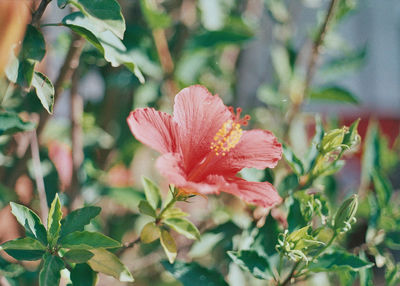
[227,250,272,280]
[308,250,373,272]
[310,86,359,104]
[0,112,35,135]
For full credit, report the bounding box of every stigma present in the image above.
[210,107,251,156]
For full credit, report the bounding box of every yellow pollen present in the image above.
[210,120,242,156]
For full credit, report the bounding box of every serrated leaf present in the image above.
[0,112,35,135]
[68,0,125,39]
[161,207,189,219]
[140,222,160,243]
[160,229,177,263]
[228,250,272,280]
[70,263,98,286]
[310,86,359,104]
[63,249,94,264]
[308,250,374,272]
[0,237,46,251]
[59,231,121,249]
[164,218,200,240]
[60,206,101,237]
[39,253,65,286]
[142,177,161,210]
[87,249,134,282]
[162,260,229,286]
[10,202,47,245]
[31,72,55,114]
[47,194,62,247]
[282,144,304,175]
[138,200,156,218]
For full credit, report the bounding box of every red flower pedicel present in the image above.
[127,85,283,207]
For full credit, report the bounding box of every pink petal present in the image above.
[127,108,179,154]
[173,85,231,172]
[224,177,282,208]
[210,129,282,175]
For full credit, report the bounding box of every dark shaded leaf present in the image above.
[228,250,272,280]
[0,112,35,135]
[70,263,98,286]
[308,250,373,272]
[39,253,65,286]
[59,231,121,249]
[60,206,101,237]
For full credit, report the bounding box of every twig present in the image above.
[67,68,84,210]
[285,0,339,136]
[30,130,49,223]
[280,261,300,286]
[117,237,141,256]
[31,0,52,27]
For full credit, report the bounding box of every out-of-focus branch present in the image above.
[30,130,49,223]
[31,0,52,27]
[285,0,339,136]
[67,68,84,210]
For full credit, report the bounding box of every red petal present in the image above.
[224,177,282,208]
[127,108,179,154]
[210,129,282,175]
[173,85,231,172]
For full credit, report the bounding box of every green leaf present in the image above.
[21,25,46,62]
[342,118,360,147]
[162,260,229,286]
[140,0,171,29]
[142,177,161,210]
[308,250,374,272]
[70,263,98,286]
[140,222,160,244]
[386,232,400,250]
[59,231,121,249]
[16,59,35,87]
[68,0,125,39]
[160,229,177,264]
[287,198,307,232]
[4,249,45,261]
[60,206,101,237]
[251,215,280,257]
[282,144,304,175]
[0,112,35,135]
[10,202,47,245]
[63,249,94,263]
[138,200,156,218]
[372,170,393,208]
[57,0,68,8]
[277,173,299,197]
[47,194,62,248]
[0,256,24,278]
[188,29,253,49]
[62,12,144,83]
[164,218,200,240]
[0,237,46,251]
[227,250,272,280]
[39,253,65,286]
[31,72,55,114]
[87,249,134,282]
[161,207,189,219]
[310,86,359,104]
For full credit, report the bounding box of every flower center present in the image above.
[209,107,250,156]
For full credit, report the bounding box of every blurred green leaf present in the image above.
[164,218,200,240]
[309,250,373,272]
[287,198,307,232]
[47,194,62,248]
[228,250,272,280]
[142,176,162,210]
[70,263,98,286]
[140,0,171,29]
[361,122,380,185]
[60,206,101,237]
[162,260,229,286]
[63,249,94,264]
[68,0,125,39]
[271,45,291,84]
[282,144,304,175]
[21,25,46,62]
[265,0,289,23]
[0,237,46,251]
[371,170,393,208]
[138,200,156,218]
[39,253,65,286]
[161,207,189,219]
[88,249,134,282]
[0,112,35,135]
[251,215,280,256]
[10,202,47,245]
[105,187,144,211]
[59,231,121,249]
[188,29,253,49]
[277,173,299,197]
[386,232,400,250]
[160,229,177,264]
[31,72,55,114]
[310,86,359,104]
[0,256,24,278]
[57,0,68,8]
[140,222,160,243]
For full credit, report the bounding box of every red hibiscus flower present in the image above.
[127,85,282,207]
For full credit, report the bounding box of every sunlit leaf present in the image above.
[60,206,101,237]
[160,229,177,264]
[59,231,121,249]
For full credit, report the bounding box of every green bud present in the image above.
[342,118,361,148]
[334,194,358,233]
[320,127,347,154]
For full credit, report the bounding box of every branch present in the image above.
[30,130,49,223]
[31,0,52,27]
[116,237,141,256]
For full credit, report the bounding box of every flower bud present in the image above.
[334,194,358,233]
[320,127,347,154]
